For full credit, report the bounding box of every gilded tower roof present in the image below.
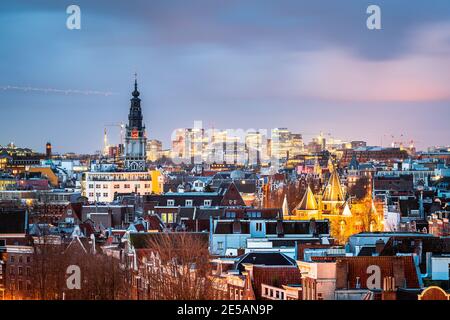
[295,185,318,211]
[322,170,345,202]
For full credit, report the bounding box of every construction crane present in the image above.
[105,122,125,145]
[390,134,404,149]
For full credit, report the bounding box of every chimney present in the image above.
[335,260,349,289]
[309,218,317,236]
[393,257,406,288]
[375,239,385,255]
[276,219,284,237]
[382,276,397,300]
[425,252,432,276]
[232,220,241,234]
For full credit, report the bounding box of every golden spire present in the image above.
[342,202,352,216]
[282,194,290,216]
[295,185,318,210]
[323,170,345,202]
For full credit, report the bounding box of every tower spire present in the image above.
[132,72,139,97]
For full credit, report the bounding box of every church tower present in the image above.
[124,75,147,171]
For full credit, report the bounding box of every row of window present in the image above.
[9,256,31,264]
[166,199,212,207]
[224,211,262,218]
[9,266,31,276]
[9,280,32,291]
[88,184,151,189]
[88,192,152,198]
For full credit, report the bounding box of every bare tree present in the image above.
[139,233,215,300]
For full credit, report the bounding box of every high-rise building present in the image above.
[146,139,162,162]
[171,128,206,164]
[245,131,267,166]
[271,128,291,161]
[124,77,147,171]
[289,133,304,159]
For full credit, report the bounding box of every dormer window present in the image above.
[185,200,193,207]
[167,199,175,206]
[204,200,212,207]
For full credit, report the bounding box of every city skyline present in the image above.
[1,0,450,153]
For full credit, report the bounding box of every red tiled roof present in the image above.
[145,215,163,231]
[201,171,217,177]
[336,256,420,289]
[251,266,301,299]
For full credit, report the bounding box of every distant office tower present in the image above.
[271,128,291,161]
[171,127,207,164]
[289,133,304,159]
[146,139,162,162]
[245,131,265,166]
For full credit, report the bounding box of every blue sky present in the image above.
[1,0,449,153]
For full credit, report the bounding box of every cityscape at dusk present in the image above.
[2,0,450,153]
[0,0,449,310]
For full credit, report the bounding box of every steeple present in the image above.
[342,202,352,217]
[124,74,147,172]
[323,170,345,202]
[132,72,140,97]
[295,185,319,211]
[282,194,290,216]
[128,73,143,130]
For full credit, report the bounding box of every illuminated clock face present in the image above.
[131,129,139,139]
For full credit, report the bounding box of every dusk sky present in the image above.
[1,0,450,154]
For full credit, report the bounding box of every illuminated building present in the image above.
[321,170,345,214]
[83,79,153,203]
[245,131,265,166]
[285,168,384,244]
[124,77,147,171]
[270,128,291,161]
[45,142,52,160]
[292,185,319,219]
[171,127,207,164]
[150,169,164,195]
[340,146,408,166]
[146,139,162,162]
[0,174,15,191]
[83,171,152,203]
[0,144,43,175]
[289,133,304,159]
[206,130,245,165]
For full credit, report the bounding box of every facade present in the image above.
[210,216,330,257]
[0,144,43,175]
[286,169,384,244]
[83,171,152,203]
[297,261,337,300]
[340,147,409,166]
